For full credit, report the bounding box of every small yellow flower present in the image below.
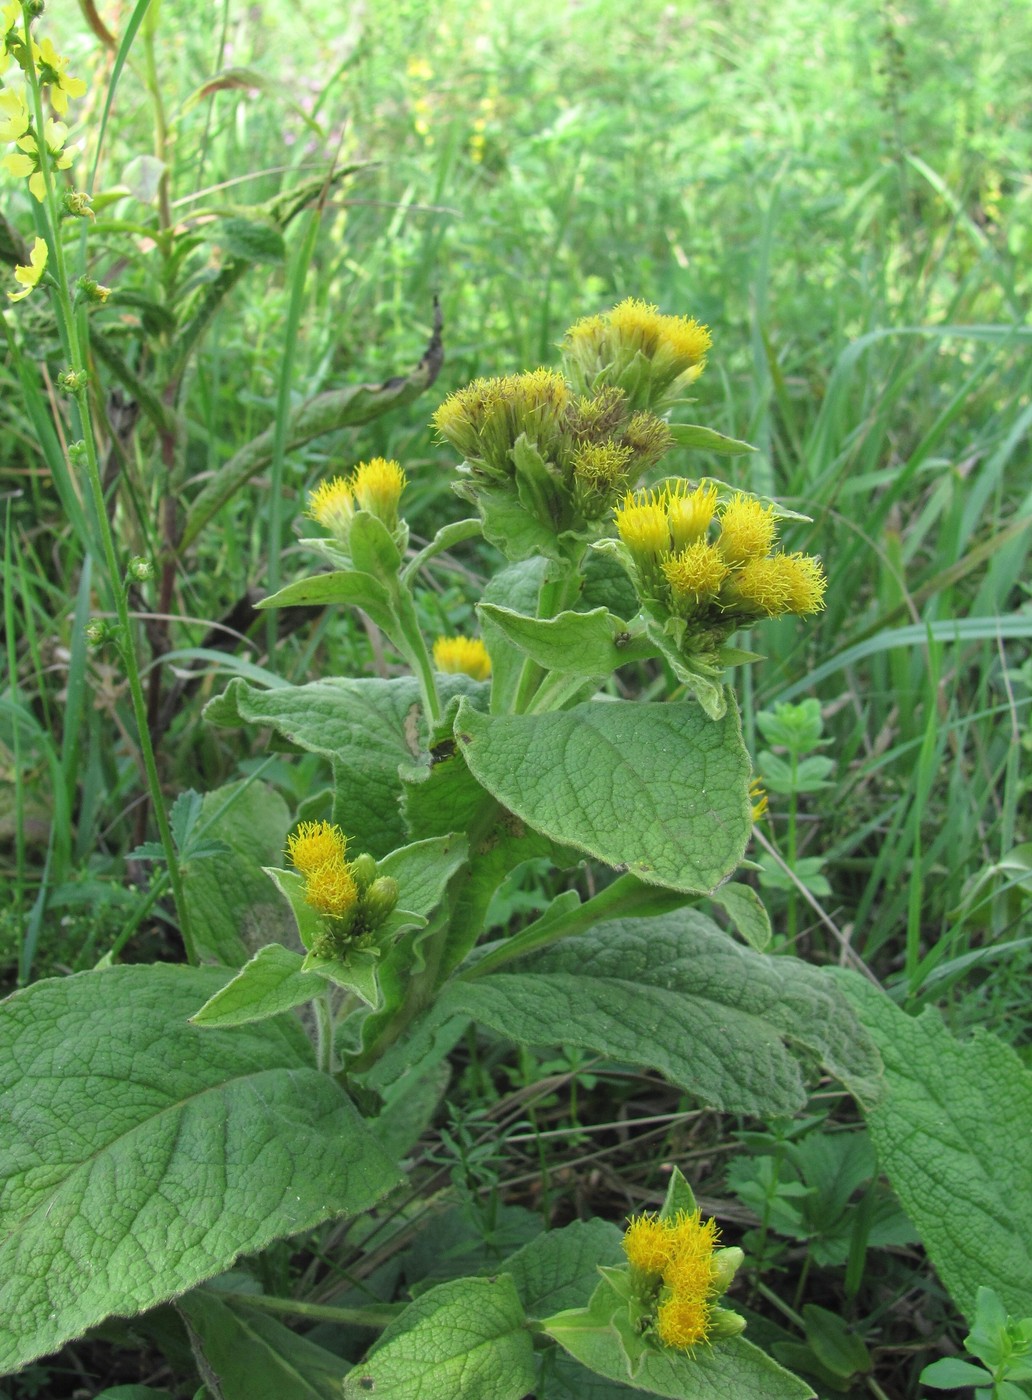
[622,1212,673,1275]
[286,820,348,875]
[749,779,768,821]
[727,555,791,617]
[433,635,492,681]
[33,37,87,116]
[304,858,358,919]
[656,1294,712,1351]
[775,551,827,615]
[350,457,406,528]
[666,1207,722,1261]
[665,481,718,550]
[7,233,46,302]
[0,87,29,142]
[5,118,72,201]
[717,493,778,565]
[662,540,729,607]
[614,488,670,564]
[307,476,354,542]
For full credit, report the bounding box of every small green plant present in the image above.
[922,1288,1032,1400]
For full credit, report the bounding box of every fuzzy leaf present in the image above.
[708,881,772,950]
[190,943,318,1026]
[0,965,402,1374]
[442,911,882,1115]
[505,1220,624,1317]
[178,1288,348,1399]
[257,569,396,633]
[478,604,656,677]
[342,1274,535,1399]
[837,975,1032,1320]
[666,423,757,456]
[214,215,287,265]
[454,696,750,894]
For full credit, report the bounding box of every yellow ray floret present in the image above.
[665,481,718,550]
[615,489,670,562]
[304,858,358,919]
[351,457,406,524]
[433,636,492,681]
[717,493,778,564]
[622,1212,674,1275]
[307,476,354,538]
[656,1294,712,1351]
[287,820,348,875]
[662,540,729,606]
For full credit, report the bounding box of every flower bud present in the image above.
[63,191,95,220]
[57,368,88,394]
[127,555,154,582]
[706,1306,747,1339]
[77,275,112,305]
[68,440,88,468]
[364,876,399,925]
[711,1246,745,1296]
[348,852,377,895]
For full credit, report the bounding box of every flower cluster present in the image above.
[1,4,84,203]
[622,1208,744,1352]
[285,820,399,960]
[562,298,712,410]
[433,635,492,681]
[307,457,407,549]
[613,481,825,665]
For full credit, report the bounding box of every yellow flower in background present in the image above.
[749,779,769,821]
[4,118,72,200]
[307,476,354,541]
[717,493,778,564]
[286,820,348,875]
[0,87,29,142]
[0,0,21,75]
[351,456,406,528]
[433,635,492,681]
[33,36,87,116]
[7,233,47,302]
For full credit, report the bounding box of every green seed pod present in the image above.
[364,876,399,925]
[348,853,377,895]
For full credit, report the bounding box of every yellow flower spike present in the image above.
[33,37,87,116]
[307,476,355,543]
[350,457,406,529]
[614,489,671,565]
[717,493,778,564]
[661,540,729,608]
[665,481,718,550]
[622,1212,674,1275]
[655,1294,713,1352]
[749,779,769,821]
[775,551,827,615]
[727,555,792,618]
[303,858,359,919]
[0,87,29,142]
[433,636,492,681]
[7,233,46,302]
[286,820,348,875]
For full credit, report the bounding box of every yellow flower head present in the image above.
[667,1207,722,1261]
[304,858,358,919]
[351,457,406,529]
[622,1212,673,1275]
[433,635,492,681]
[717,493,778,565]
[307,476,354,542]
[8,234,47,303]
[608,298,712,373]
[286,820,348,875]
[665,480,718,550]
[0,87,29,142]
[775,551,827,615]
[433,370,570,469]
[615,488,670,564]
[749,779,768,821]
[662,540,729,608]
[33,37,87,116]
[727,555,792,618]
[4,119,72,201]
[571,440,634,493]
[656,1294,712,1352]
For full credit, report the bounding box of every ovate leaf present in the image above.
[708,881,772,951]
[191,943,317,1026]
[455,697,751,893]
[178,1287,348,1399]
[442,911,881,1115]
[505,1219,624,1316]
[837,975,1032,1319]
[257,569,395,634]
[0,965,402,1374]
[342,1274,535,1399]
[477,604,656,678]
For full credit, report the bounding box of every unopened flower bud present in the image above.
[64,191,95,220]
[711,1246,745,1295]
[128,555,154,582]
[348,852,377,895]
[57,368,88,394]
[68,439,88,468]
[77,275,112,305]
[364,876,399,925]
[706,1307,747,1339]
[25,0,45,19]
[85,618,110,647]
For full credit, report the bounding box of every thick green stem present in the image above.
[22,27,195,961]
[511,562,584,713]
[314,988,335,1073]
[458,874,688,982]
[393,588,443,727]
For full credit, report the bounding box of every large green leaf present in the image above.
[0,965,402,1374]
[206,676,487,858]
[442,912,882,1115]
[455,697,750,893]
[181,779,292,965]
[544,1276,813,1399]
[342,1274,536,1399]
[837,975,1032,1320]
[178,1288,348,1399]
[505,1219,624,1316]
[478,604,656,678]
